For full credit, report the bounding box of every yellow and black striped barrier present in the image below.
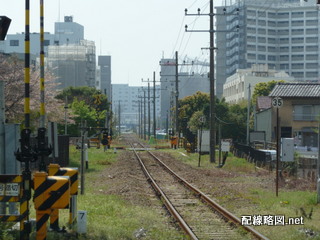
[48,164,78,229]
[0,175,29,239]
[33,172,70,240]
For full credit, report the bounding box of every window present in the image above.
[268,55,276,61]
[247,27,256,34]
[292,63,304,69]
[280,38,289,44]
[306,20,318,26]
[292,12,304,18]
[306,28,318,35]
[280,55,289,61]
[278,12,289,18]
[291,72,304,78]
[268,29,277,36]
[291,29,304,35]
[306,54,318,60]
[258,46,266,52]
[258,54,266,60]
[268,38,276,44]
[268,46,276,52]
[306,72,318,78]
[247,36,256,42]
[268,21,276,27]
[268,12,276,18]
[292,46,304,52]
[306,63,318,69]
[306,11,317,17]
[306,37,318,43]
[258,11,266,17]
[10,40,19,46]
[247,44,256,51]
[291,38,304,44]
[292,20,304,27]
[307,46,318,51]
[291,55,304,61]
[44,40,50,46]
[278,29,289,35]
[247,53,256,59]
[280,47,289,52]
[280,63,289,69]
[278,21,289,27]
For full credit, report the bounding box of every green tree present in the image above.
[252,80,285,104]
[56,86,110,136]
[66,99,107,136]
[178,92,210,143]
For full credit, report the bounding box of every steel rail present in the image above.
[147,151,269,240]
[130,144,198,240]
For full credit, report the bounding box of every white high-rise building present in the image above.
[216,0,320,98]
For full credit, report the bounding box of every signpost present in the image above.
[272,97,283,197]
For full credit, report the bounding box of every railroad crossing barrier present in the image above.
[33,172,70,240]
[0,175,29,239]
[48,164,78,230]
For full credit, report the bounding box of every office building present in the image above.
[216,0,319,98]
[98,56,112,100]
[112,84,161,128]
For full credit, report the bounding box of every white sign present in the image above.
[5,183,19,196]
[0,183,5,196]
[272,97,283,108]
[281,138,294,162]
[221,141,230,152]
[77,210,87,234]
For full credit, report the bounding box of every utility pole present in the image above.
[175,51,179,139]
[153,71,156,138]
[64,96,68,135]
[143,90,146,140]
[148,81,151,140]
[159,51,193,141]
[246,83,251,145]
[185,3,239,163]
[118,101,121,136]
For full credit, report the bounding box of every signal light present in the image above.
[0,16,11,40]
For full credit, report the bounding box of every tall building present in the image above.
[46,40,96,89]
[216,0,319,98]
[0,16,96,89]
[98,56,112,100]
[112,84,161,128]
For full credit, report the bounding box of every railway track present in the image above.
[127,137,269,240]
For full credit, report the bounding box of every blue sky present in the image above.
[3,0,224,86]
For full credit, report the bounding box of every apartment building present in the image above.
[216,0,320,98]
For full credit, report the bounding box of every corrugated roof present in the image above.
[269,83,320,98]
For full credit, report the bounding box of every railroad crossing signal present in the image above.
[272,97,283,108]
[199,116,205,124]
